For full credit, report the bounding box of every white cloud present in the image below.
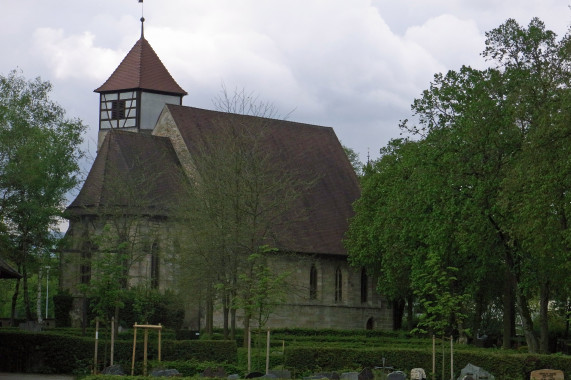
[3,0,567,163]
[33,28,124,82]
[404,14,485,71]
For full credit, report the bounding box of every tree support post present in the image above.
[93,317,99,374]
[131,323,162,376]
[265,329,270,374]
[450,335,454,380]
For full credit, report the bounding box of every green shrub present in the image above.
[0,330,237,375]
[283,346,571,380]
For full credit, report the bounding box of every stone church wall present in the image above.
[62,216,392,331]
[209,253,392,330]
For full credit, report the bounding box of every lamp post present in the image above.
[45,266,50,319]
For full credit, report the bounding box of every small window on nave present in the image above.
[309,264,317,300]
[335,266,342,303]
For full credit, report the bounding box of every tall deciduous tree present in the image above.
[346,19,570,353]
[486,18,571,353]
[175,89,314,344]
[0,70,85,322]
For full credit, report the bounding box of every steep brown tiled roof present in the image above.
[67,130,185,216]
[94,37,187,95]
[69,106,360,256]
[164,105,361,256]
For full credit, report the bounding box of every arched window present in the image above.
[366,317,375,330]
[361,268,368,303]
[150,241,160,289]
[335,267,343,303]
[309,264,317,300]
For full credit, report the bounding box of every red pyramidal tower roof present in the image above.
[95,36,187,95]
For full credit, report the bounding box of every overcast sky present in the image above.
[1,0,569,165]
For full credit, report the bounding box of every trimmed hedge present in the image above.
[283,346,571,380]
[0,331,237,375]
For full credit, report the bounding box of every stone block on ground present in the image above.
[341,372,359,380]
[358,367,374,380]
[530,369,564,380]
[386,371,406,380]
[101,364,126,375]
[457,363,495,380]
[204,367,227,378]
[151,368,182,377]
[410,368,426,380]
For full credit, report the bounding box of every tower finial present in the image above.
[139,0,145,38]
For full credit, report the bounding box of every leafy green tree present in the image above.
[0,70,85,322]
[343,145,364,176]
[234,247,289,332]
[484,18,571,353]
[346,19,570,353]
[347,139,426,330]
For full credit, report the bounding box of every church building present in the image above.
[60,19,393,331]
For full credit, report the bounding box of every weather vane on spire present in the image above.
[139,0,145,38]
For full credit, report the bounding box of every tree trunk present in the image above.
[82,296,88,336]
[565,300,570,338]
[516,286,539,353]
[23,264,33,320]
[473,290,484,343]
[502,268,514,349]
[10,277,21,325]
[37,268,43,323]
[205,298,213,336]
[114,304,120,336]
[230,306,236,340]
[223,293,229,339]
[407,294,414,331]
[243,313,251,348]
[539,281,550,353]
[392,298,405,330]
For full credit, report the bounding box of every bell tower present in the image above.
[94,16,187,148]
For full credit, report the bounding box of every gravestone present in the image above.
[269,370,291,379]
[204,367,228,378]
[457,363,495,380]
[341,372,359,380]
[228,374,241,380]
[359,367,374,380]
[151,368,182,377]
[311,372,339,380]
[101,364,125,375]
[530,369,564,380]
[386,371,406,380]
[410,368,426,380]
[245,372,265,379]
